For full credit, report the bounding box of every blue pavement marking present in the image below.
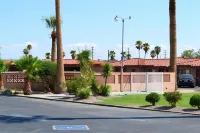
[52,125,90,130]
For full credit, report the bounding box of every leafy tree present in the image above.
[135,40,143,58]
[143,43,150,59]
[37,61,56,93]
[181,49,198,58]
[0,60,11,90]
[43,16,57,62]
[70,50,76,59]
[45,52,51,59]
[15,56,41,95]
[150,50,156,59]
[101,63,113,86]
[155,46,161,59]
[109,51,116,60]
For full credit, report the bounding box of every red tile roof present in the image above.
[42,59,104,65]
[111,58,200,67]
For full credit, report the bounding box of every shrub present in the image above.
[1,88,13,95]
[145,92,160,106]
[189,94,200,110]
[163,91,182,107]
[76,88,91,99]
[66,77,89,95]
[90,78,99,95]
[99,84,111,96]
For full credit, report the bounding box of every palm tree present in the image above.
[169,0,177,74]
[127,53,131,60]
[109,51,116,60]
[101,63,113,86]
[45,52,51,59]
[15,56,41,95]
[27,44,32,51]
[63,52,65,58]
[77,50,93,80]
[135,40,143,59]
[0,60,10,90]
[55,0,65,94]
[143,43,150,59]
[23,48,29,56]
[43,16,57,62]
[150,50,156,59]
[70,50,76,59]
[155,46,161,59]
[121,52,127,60]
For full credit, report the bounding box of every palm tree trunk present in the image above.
[138,50,140,59]
[157,55,158,59]
[169,0,177,88]
[0,74,4,90]
[105,76,108,86]
[55,0,65,94]
[51,35,56,62]
[24,77,32,95]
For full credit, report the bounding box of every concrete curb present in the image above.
[15,95,200,116]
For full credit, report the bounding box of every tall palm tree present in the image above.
[43,16,57,62]
[15,56,41,95]
[63,52,65,58]
[155,46,161,59]
[101,63,113,86]
[0,60,10,90]
[169,0,177,74]
[143,43,150,59]
[45,52,51,59]
[70,50,76,59]
[109,51,116,60]
[55,0,65,94]
[150,50,156,59]
[135,40,143,59]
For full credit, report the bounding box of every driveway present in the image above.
[0,96,200,133]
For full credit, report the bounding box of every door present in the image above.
[196,69,200,86]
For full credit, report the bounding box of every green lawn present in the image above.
[98,93,200,108]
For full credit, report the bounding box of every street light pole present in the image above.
[114,15,131,92]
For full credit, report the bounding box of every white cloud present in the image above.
[0,41,38,49]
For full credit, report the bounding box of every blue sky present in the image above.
[0,0,200,60]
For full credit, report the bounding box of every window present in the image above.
[131,69,136,72]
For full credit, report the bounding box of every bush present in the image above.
[145,92,160,106]
[163,91,182,107]
[76,88,91,99]
[189,94,200,110]
[90,78,99,95]
[66,77,89,95]
[99,84,111,96]
[1,88,13,95]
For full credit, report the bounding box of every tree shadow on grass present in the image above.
[1,114,200,124]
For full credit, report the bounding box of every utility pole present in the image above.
[163,50,167,59]
[92,47,94,60]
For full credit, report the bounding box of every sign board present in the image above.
[52,125,89,130]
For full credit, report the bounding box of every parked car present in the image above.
[178,74,195,88]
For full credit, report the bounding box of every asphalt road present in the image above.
[0,96,200,133]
